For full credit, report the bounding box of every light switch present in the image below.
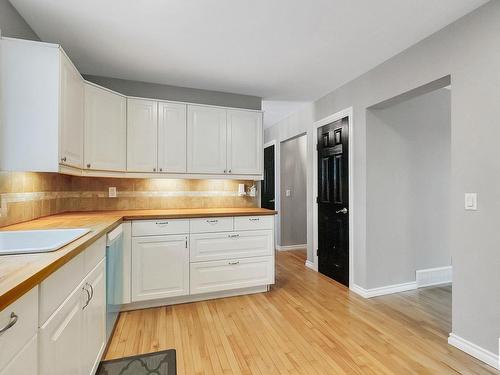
[285,189,291,197]
[464,193,477,210]
[109,187,117,198]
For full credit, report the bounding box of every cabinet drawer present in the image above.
[190,230,273,262]
[40,252,85,325]
[190,256,274,295]
[132,219,189,237]
[234,216,273,231]
[0,287,38,370]
[84,236,106,274]
[190,217,233,233]
[0,335,37,375]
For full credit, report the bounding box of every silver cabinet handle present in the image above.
[336,208,348,214]
[86,164,91,168]
[159,168,163,172]
[156,221,169,225]
[228,234,240,238]
[153,168,156,172]
[249,218,260,221]
[228,261,240,265]
[0,312,18,334]
[206,219,218,224]
[60,157,67,162]
[86,282,94,301]
[224,169,227,173]
[82,286,91,310]
[228,169,232,173]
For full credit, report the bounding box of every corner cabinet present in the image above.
[0,37,84,172]
[84,83,127,171]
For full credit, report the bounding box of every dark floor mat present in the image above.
[96,349,176,375]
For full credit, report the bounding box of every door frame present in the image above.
[313,107,354,288]
[263,140,278,249]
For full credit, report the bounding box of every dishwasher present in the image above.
[106,224,124,341]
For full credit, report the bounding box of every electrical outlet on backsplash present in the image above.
[0,172,259,227]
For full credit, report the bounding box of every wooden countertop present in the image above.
[0,207,276,311]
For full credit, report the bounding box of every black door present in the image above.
[317,117,349,286]
[262,145,275,210]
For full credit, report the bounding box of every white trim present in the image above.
[313,107,354,288]
[448,333,500,370]
[263,140,278,249]
[350,281,417,298]
[276,244,307,251]
[416,266,452,288]
[305,260,316,270]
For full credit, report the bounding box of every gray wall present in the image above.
[0,0,39,40]
[84,75,261,110]
[366,88,451,287]
[266,1,500,355]
[280,134,307,247]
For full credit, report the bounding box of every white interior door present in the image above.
[59,53,84,168]
[187,105,227,174]
[158,102,187,173]
[127,98,158,172]
[84,83,126,171]
[227,109,263,175]
[132,235,189,302]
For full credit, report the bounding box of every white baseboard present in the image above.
[276,244,307,251]
[305,260,316,270]
[416,266,452,288]
[448,333,499,370]
[350,281,417,298]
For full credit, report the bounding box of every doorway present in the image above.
[262,144,275,210]
[317,117,349,286]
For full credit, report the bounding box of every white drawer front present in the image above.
[234,215,274,231]
[190,256,274,295]
[0,287,38,370]
[190,217,233,233]
[132,219,189,237]
[40,252,85,325]
[0,335,37,375]
[84,236,106,274]
[190,230,273,262]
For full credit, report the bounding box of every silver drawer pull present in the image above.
[156,221,169,225]
[228,261,240,265]
[0,312,18,334]
[228,234,240,238]
[206,219,218,224]
[249,218,260,221]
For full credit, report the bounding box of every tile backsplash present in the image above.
[0,172,258,227]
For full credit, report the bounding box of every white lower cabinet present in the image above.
[0,335,38,375]
[132,234,189,302]
[39,245,106,375]
[190,256,274,295]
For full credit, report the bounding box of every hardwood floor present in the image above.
[105,250,498,374]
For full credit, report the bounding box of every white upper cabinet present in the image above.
[187,105,227,174]
[84,83,127,171]
[127,98,158,172]
[59,53,84,168]
[227,109,263,175]
[0,38,84,172]
[158,102,187,173]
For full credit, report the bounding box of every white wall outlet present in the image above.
[109,187,117,198]
[464,193,477,210]
[285,189,291,197]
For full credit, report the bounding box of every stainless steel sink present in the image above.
[0,228,91,255]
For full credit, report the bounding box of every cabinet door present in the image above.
[227,109,263,175]
[158,102,187,173]
[84,84,127,171]
[187,105,227,174]
[132,235,189,302]
[83,260,106,375]
[0,336,37,375]
[59,53,84,168]
[127,98,158,172]
[39,282,86,375]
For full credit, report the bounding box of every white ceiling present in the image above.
[11,0,488,127]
